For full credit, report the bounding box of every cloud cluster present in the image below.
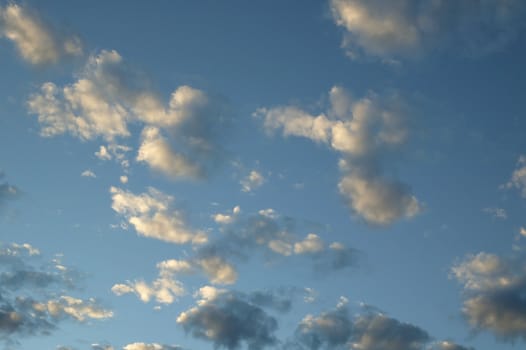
[28,50,228,179]
[0,4,82,64]
[0,242,112,345]
[176,286,280,350]
[257,86,420,225]
[110,186,207,245]
[240,170,266,193]
[329,0,526,60]
[452,251,526,341]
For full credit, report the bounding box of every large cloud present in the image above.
[290,302,471,350]
[329,0,526,60]
[110,186,207,245]
[176,286,279,350]
[0,4,82,64]
[452,251,526,341]
[28,50,229,179]
[257,86,420,225]
[0,242,112,345]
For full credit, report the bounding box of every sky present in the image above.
[1,1,526,349]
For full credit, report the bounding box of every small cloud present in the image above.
[81,170,96,178]
[520,227,526,237]
[120,175,128,184]
[240,170,265,193]
[483,207,507,220]
[502,155,526,198]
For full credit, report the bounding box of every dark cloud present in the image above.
[351,312,430,350]
[293,305,353,350]
[452,252,526,341]
[177,287,279,350]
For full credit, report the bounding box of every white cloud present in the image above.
[35,296,113,322]
[95,145,112,160]
[502,155,526,198]
[520,227,526,237]
[110,186,207,245]
[257,86,420,225]
[0,4,82,65]
[123,343,182,350]
[240,170,265,192]
[120,175,129,184]
[81,170,96,178]
[329,0,526,60]
[212,205,241,224]
[137,126,202,180]
[294,234,324,254]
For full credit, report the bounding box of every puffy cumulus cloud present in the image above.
[110,186,207,245]
[123,343,182,350]
[240,170,265,193]
[0,172,20,211]
[294,234,324,255]
[257,86,420,225]
[329,0,526,60]
[0,242,112,345]
[177,286,279,350]
[28,49,229,178]
[452,251,526,340]
[137,127,202,180]
[502,155,526,198]
[0,4,82,65]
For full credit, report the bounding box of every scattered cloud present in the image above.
[81,170,97,178]
[329,0,526,60]
[502,155,526,198]
[212,206,241,225]
[452,251,526,340]
[0,3,82,64]
[120,176,128,184]
[177,286,279,350]
[110,186,207,245]
[0,242,112,345]
[257,86,420,225]
[240,170,265,192]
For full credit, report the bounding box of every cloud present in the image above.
[0,173,20,211]
[502,155,526,198]
[112,255,237,305]
[329,0,526,60]
[294,234,324,255]
[123,343,182,350]
[430,341,474,350]
[240,170,265,192]
[81,170,97,178]
[28,50,229,179]
[482,207,507,220]
[0,4,82,65]
[452,251,526,340]
[0,242,112,345]
[177,286,279,350]
[256,86,420,225]
[110,186,207,245]
[137,127,202,180]
[212,206,241,225]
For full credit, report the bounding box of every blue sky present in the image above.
[1,1,526,349]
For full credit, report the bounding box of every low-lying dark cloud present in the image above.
[177,286,279,350]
